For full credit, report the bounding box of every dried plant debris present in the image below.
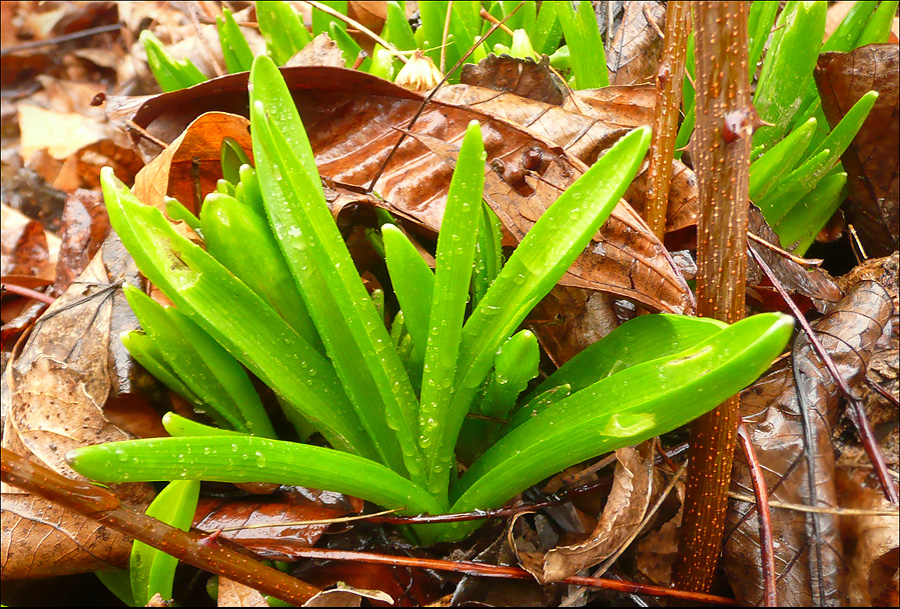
[725,280,895,606]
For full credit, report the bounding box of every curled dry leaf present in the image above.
[510,442,655,584]
[725,280,894,606]
[2,234,157,579]
[285,33,346,68]
[815,44,900,257]
[0,204,54,280]
[302,584,394,608]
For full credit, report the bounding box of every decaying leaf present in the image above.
[1,235,156,579]
[747,207,843,313]
[815,44,900,257]
[725,280,895,606]
[606,1,666,86]
[193,488,360,559]
[510,442,654,584]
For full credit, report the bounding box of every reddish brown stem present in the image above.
[673,1,752,593]
[0,448,320,605]
[646,0,690,238]
[1,282,56,305]
[748,246,899,504]
[737,422,777,606]
[286,547,737,605]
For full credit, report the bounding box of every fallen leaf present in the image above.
[725,280,894,606]
[606,1,666,85]
[286,33,346,68]
[510,442,654,584]
[302,583,394,607]
[815,44,900,257]
[1,234,157,579]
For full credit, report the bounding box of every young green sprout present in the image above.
[68,55,793,548]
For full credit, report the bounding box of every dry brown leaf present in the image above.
[218,577,269,607]
[285,33,346,68]
[725,280,894,606]
[1,235,156,579]
[510,442,655,584]
[302,584,394,607]
[133,111,252,216]
[606,1,666,85]
[815,44,900,257]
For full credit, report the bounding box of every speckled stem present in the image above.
[672,0,752,594]
[646,0,691,239]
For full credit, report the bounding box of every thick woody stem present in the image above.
[672,0,752,593]
[646,0,691,239]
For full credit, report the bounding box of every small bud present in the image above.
[395,51,443,92]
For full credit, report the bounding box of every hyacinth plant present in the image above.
[66,56,793,558]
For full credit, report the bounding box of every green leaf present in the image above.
[200,193,324,355]
[753,1,827,151]
[122,285,248,433]
[164,196,201,232]
[220,137,251,185]
[101,168,372,457]
[120,330,203,407]
[749,117,817,202]
[66,436,443,517]
[140,30,206,92]
[250,56,425,485]
[532,1,563,57]
[382,223,434,378]
[237,164,264,216]
[417,121,486,496]
[428,126,652,501]
[312,0,348,36]
[747,1,779,78]
[329,23,368,69]
[525,314,727,403]
[554,0,608,89]
[216,8,255,73]
[821,0,878,52]
[757,147,832,224]
[856,0,899,46]
[382,1,417,52]
[472,203,504,306]
[124,284,276,437]
[95,571,135,607]
[257,0,311,65]
[130,480,200,606]
[774,171,847,254]
[437,313,794,544]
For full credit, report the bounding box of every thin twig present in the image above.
[440,1,454,74]
[737,422,777,607]
[865,377,900,408]
[1,282,55,305]
[0,23,123,56]
[282,546,737,606]
[728,491,899,516]
[749,246,898,505]
[646,0,690,238]
[747,231,824,267]
[0,448,320,605]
